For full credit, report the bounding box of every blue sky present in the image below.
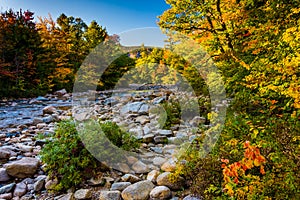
[0,0,170,34]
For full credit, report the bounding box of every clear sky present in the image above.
[0,0,170,34]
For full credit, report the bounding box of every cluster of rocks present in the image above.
[0,89,74,199]
[0,87,229,199]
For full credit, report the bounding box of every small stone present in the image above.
[13,182,27,197]
[121,174,141,183]
[147,170,160,183]
[135,116,150,125]
[161,159,177,172]
[0,149,10,159]
[0,168,11,182]
[4,157,39,178]
[0,183,15,194]
[32,118,43,125]
[132,161,150,174]
[45,179,58,190]
[36,123,47,129]
[143,126,151,135]
[43,106,57,115]
[154,136,168,144]
[43,116,54,123]
[142,134,154,143]
[121,180,154,200]
[126,156,139,165]
[150,186,172,200]
[87,177,105,187]
[74,189,92,200]
[0,193,13,199]
[56,193,75,200]
[157,130,173,137]
[189,116,206,127]
[34,175,46,192]
[36,96,49,101]
[150,147,163,154]
[152,97,165,104]
[99,191,121,200]
[21,194,34,200]
[111,182,131,191]
[118,163,131,174]
[121,102,144,114]
[153,157,167,166]
[15,144,33,153]
[54,89,67,96]
[138,104,149,114]
[156,172,185,190]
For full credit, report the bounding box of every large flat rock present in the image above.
[4,157,39,178]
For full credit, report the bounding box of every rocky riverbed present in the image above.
[0,87,229,200]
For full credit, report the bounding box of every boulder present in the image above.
[4,157,39,178]
[121,180,154,200]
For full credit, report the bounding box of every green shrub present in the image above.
[40,119,140,192]
[40,120,104,192]
[99,121,140,151]
[162,98,181,129]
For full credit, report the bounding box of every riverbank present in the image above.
[0,87,228,200]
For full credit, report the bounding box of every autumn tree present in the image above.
[159,0,300,198]
[0,9,44,97]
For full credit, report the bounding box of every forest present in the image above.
[0,0,299,199]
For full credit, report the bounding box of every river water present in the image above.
[0,97,72,130]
